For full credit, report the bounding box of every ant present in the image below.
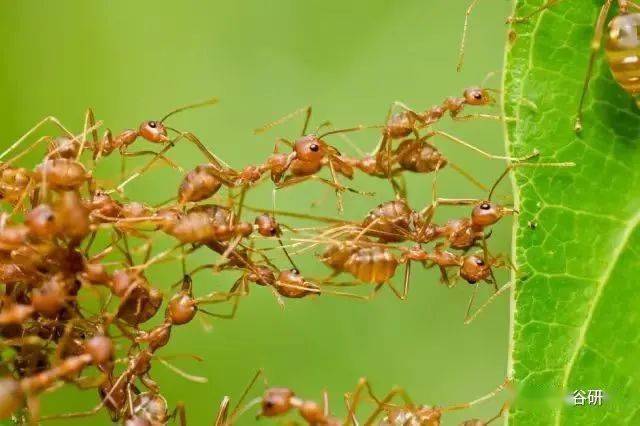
[507,0,640,131]
[345,377,510,426]
[215,370,342,426]
[0,332,113,422]
[254,106,375,212]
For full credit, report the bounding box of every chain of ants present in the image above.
[0,81,571,426]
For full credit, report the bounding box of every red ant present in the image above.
[345,377,510,426]
[254,106,376,212]
[215,370,343,426]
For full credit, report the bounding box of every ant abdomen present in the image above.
[344,246,398,284]
[178,164,223,204]
[396,138,447,173]
[363,200,413,242]
[384,112,417,139]
[34,158,91,190]
[0,167,31,204]
[606,13,640,95]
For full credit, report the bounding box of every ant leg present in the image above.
[278,175,372,197]
[363,384,415,425]
[0,136,49,170]
[457,0,481,72]
[486,401,511,424]
[227,369,264,424]
[155,358,208,384]
[0,116,74,161]
[116,146,184,193]
[77,108,100,161]
[487,155,574,199]
[171,402,187,426]
[448,161,488,192]
[464,280,512,324]
[507,0,566,23]
[464,281,481,323]
[198,294,242,319]
[179,131,231,169]
[441,378,510,412]
[254,106,312,135]
[123,150,184,171]
[432,130,540,161]
[327,160,345,213]
[575,0,614,132]
[214,396,231,426]
[345,377,383,425]
[401,261,411,300]
[452,112,505,122]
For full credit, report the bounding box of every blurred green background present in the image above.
[0,0,513,424]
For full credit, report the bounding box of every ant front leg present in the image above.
[253,106,312,136]
[464,280,512,324]
[171,401,187,426]
[574,0,614,132]
[0,116,75,161]
[506,0,567,24]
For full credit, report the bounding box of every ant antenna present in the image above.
[457,0,481,72]
[159,97,219,123]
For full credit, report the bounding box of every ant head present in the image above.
[460,255,493,284]
[138,120,169,143]
[25,204,58,239]
[463,87,493,106]
[294,135,327,162]
[167,292,197,325]
[255,213,281,237]
[84,335,114,365]
[261,388,294,417]
[299,400,324,423]
[471,201,513,228]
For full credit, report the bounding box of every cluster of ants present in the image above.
[0,80,570,425]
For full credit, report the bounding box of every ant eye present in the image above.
[310,143,319,152]
[148,121,157,128]
[474,93,482,100]
[270,227,277,236]
[475,258,485,266]
[480,202,491,210]
[291,268,299,274]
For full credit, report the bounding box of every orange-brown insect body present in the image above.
[606,13,640,95]
[344,246,399,284]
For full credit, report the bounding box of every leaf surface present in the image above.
[503,1,640,424]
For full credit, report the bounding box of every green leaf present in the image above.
[503,0,640,424]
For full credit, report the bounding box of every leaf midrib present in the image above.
[553,209,640,425]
